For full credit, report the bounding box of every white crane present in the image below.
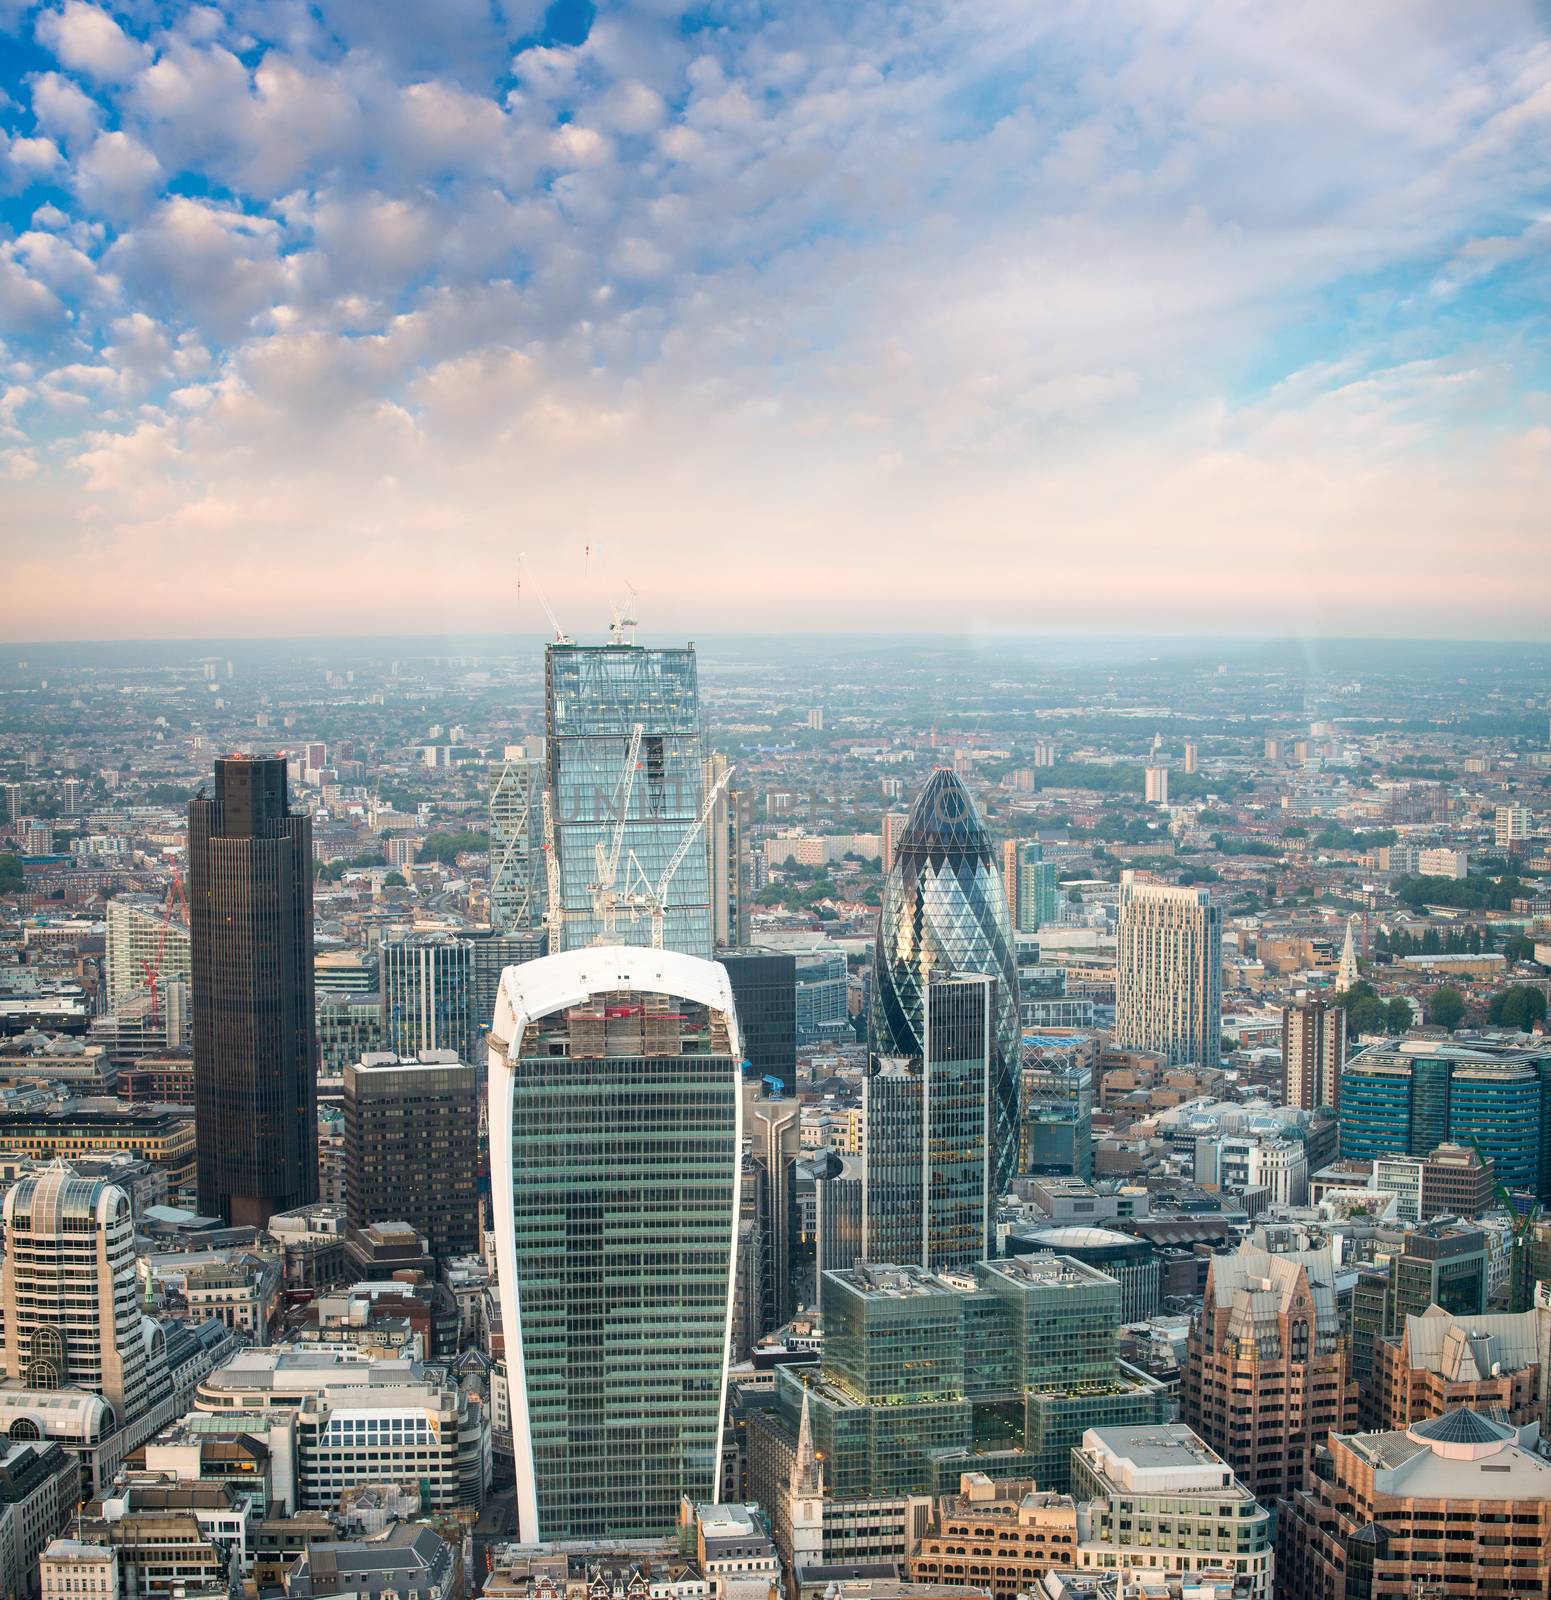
[588,723,643,941]
[620,762,735,948]
[608,582,639,646]
[540,789,564,947]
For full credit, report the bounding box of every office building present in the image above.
[812,1149,863,1280]
[342,1051,479,1260]
[192,1348,488,1511]
[744,1085,802,1340]
[795,949,850,1044]
[749,1257,1166,1511]
[1183,1243,1354,1501]
[40,1539,119,1600]
[1069,1425,1272,1600]
[0,1448,83,1600]
[379,935,474,1063]
[1114,874,1222,1068]
[188,756,317,1226]
[1277,1409,1551,1600]
[1368,1305,1550,1434]
[488,756,544,932]
[1,1167,152,1428]
[864,974,994,1271]
[1143,766,1169,806]
[461,928,545,1046]
[1019,1042,1094,1180]
[1373,1142,1496,1224]
[545,641,712,958]
[872,770,1021,1198]
[1339,1038,1551,1197]
[1281,996,1345,1112]
[104,898,190,1010]
[719,949,797,1093]
[1182,738,1198,774]
[489,947,743,1541]
[1006,1226,1160,1322]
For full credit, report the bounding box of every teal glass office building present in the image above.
[489,948,743,1541]
[545,642,712,959]
[1340,1043,1551,1196]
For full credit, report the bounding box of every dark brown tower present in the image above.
[189,756,317,1226]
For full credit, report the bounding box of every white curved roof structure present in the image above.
[490,944,742,1066]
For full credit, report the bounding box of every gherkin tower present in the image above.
[870,769,1022,1198]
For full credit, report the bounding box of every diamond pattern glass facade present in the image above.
[871,770,1021,1196]
[546,644,712,959]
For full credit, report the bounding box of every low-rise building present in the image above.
[0,1444,82,1600]
[39,1539,119,1600]
[908,1474,1078,1600]
[1069,1426,1272,1600]
[281,1521,464,1600]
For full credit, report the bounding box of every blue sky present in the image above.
[1,0,1548,640]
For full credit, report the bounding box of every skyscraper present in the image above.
[1114,872,1222,1067]
[188,756,317,1226]
[719,948,797,1093]
[545,641,712,958]
[343,1050,480,1260]
[1,1166,151,1428]
[871,770,1020,1197]
[488,755,544,932]
[864,973,994,1271]
[489,947,743,1542]
[1282,996,1346,1111]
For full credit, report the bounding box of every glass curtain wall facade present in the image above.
[871,771,1020,1198]
[489,948,742,1543]
[863,974,993,1271]
[545,644,712,959]
[1340,1048,1549,1195]
[379,936,474,1063]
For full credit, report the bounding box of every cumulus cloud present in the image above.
[36,2,150,83]
[1,0,1549,638]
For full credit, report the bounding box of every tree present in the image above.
[1487,985,1547,1031]
[1385,996,1415,1034]
[383,870,408,888]
[1426,985,1467,1032]
[1503,934,1537,963]
[0,854,22,894]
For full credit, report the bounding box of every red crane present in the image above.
[141,867,188,1022]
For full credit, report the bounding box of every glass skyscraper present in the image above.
[489,947,743,1542]
[545,642,712,959]
[871,770,1021,1197]
[864,973,994,1270]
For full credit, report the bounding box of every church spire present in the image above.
[1337,916,1359,993]
[792,1387,823,1497]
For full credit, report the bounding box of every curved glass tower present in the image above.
[871,769,1022,1198]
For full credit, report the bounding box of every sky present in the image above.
[1,0,1549,644]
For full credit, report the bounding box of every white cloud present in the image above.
[72,129,163,219]
[36,2,150,83]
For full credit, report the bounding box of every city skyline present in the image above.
[2,2,1549,640]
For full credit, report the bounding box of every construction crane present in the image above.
[1471,1135,1543,1311]
[588,723,643,942]
[540,790,565,948]
[620,762,734,948]
[140,867,187,1023]
[608,583,639,646]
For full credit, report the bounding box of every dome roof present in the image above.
[1024,1225,1143,1252]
